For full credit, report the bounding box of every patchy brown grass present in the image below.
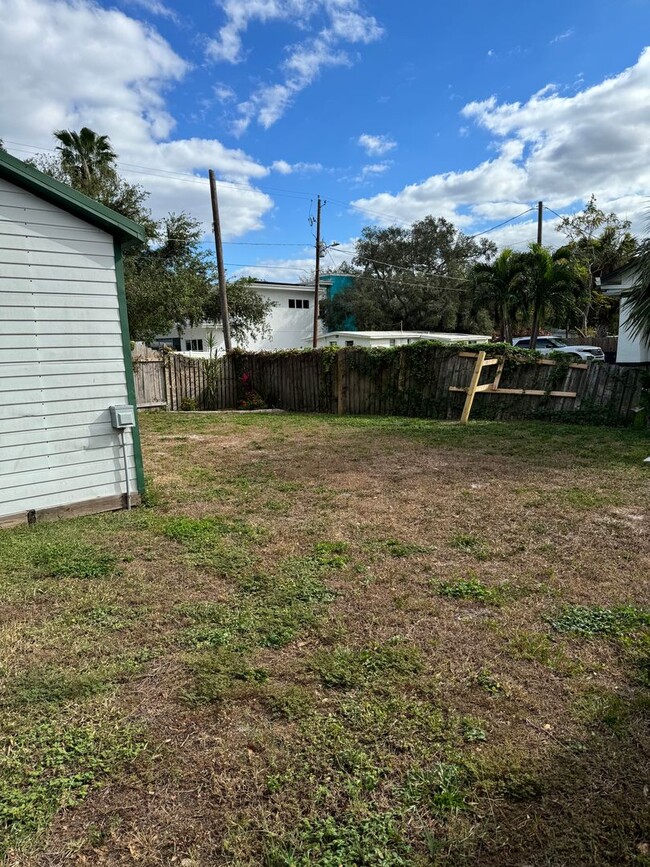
[1,413,648,866]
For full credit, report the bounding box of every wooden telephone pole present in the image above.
[537,200,543,246]
[312,195,323,349]
[209,169,231,352]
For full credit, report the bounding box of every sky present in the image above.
[1,0,650,281]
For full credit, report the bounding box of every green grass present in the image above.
[310,641,424,690]
[549,605,650,639]
[0,710,145,858]
[0,411,648,865]
[449,533,491,561]
[435,576,500,603]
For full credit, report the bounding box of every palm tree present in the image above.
[515,244,581,350]
[53,127,117,192]
[471,248,521,342]
[625,226,650,343]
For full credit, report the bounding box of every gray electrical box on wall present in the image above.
[110,405,135,429]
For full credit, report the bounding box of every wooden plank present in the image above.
[460,350,486,424]
[0,493,140,530]
[491,388,577,398]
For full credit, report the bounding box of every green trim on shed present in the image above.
[0,149,146,248]
[114,243,146,495]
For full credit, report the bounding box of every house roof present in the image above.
[250,280,328,292]
[0,149,146,247]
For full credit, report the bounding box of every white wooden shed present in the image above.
[0,150,147,527]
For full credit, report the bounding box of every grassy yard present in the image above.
[1,413,648,866]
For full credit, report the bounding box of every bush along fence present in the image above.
[134,344,649,426]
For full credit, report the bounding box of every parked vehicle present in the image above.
[512,337,605,361]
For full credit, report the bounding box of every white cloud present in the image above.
[551,27,574,44]
[213,82,236,103]
[352,48,650,247]
[357,133,396,156]
[271,159,322,174]
[126,0,179,21]
[207,0,383,132]
[0,0,274,238]
[232,236,357,282]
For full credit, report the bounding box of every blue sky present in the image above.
[2,0,650,279]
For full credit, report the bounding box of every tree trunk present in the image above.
[501,301,511,344]
[529,306,541,350]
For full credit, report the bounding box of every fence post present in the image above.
[337,350,346,415]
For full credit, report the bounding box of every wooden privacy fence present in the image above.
[133,346,647,426]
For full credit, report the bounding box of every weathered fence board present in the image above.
[133,347,646,426]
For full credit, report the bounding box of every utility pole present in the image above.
[537,200,543,246]
[312,195,323,349]
[209,169,231,352]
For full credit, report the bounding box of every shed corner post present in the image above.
[114,241,146,496]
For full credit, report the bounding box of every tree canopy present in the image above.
[321,216,496,334]
[29,129,272,345]
[555,195,636,335]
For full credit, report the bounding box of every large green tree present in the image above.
[515,244,583,350]
[470,248,521,343]
[555,195,636,335]
[29,129,272,344]
[320,216,496,333]
[625,231,650,344]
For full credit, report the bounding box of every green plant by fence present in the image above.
[136,345,647,426]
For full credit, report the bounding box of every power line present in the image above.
[544,205,565,221]
[332,248,469,281]
[467,207,536,239]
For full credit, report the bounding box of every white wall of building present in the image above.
[156,282,317,356]
[618,297,650,364]
[0,177,137,521]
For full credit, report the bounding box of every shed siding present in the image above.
[0,177,137,519]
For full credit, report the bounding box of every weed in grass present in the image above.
[474,668,508,696]
[507,630,581,675]
[264,686,314,721]
[377,539,429,558]
[549,604,650,640]
[449,533,490,561]
[310,640,423,690]
[264,810,410,867]
[572,689,650,735]
[140,474,163,508]
[1,667,112,707]
[436,576,499,603]
[399,763,469,814]
[556,487,622,510]
[184,648,268,704]
[179,546,341,651]
[459,718,487,742]
[0,713,145,857]
[33,540,117,580]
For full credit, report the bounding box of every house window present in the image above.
[303,299,310,309]
[289,298,311,309]
[185,339,203,351]
[389,339,396,347]
[289,299,296,308]
[329,340,338,346]
[346,340,354,347]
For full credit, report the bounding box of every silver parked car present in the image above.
[512,336,605,361]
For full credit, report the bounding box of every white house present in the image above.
[154,281,318,356]
[601,264,650,365]
[0,150,146,527]
[312,330,492,349]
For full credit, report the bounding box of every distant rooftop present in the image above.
[320,330,491,341]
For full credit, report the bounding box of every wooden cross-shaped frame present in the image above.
[450,351,587,424]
